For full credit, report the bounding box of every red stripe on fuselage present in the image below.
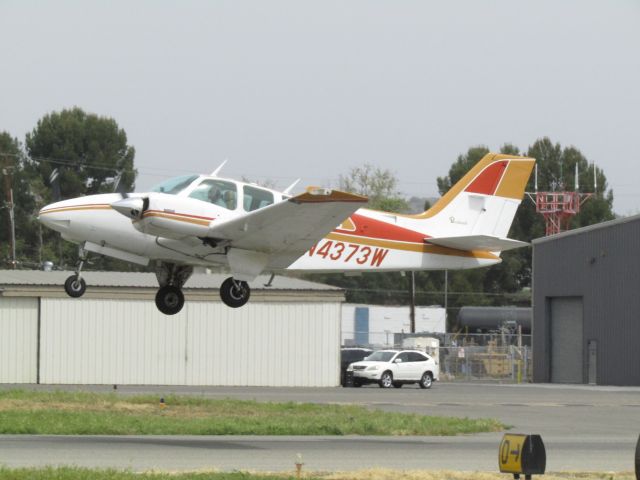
[334,213,425,244]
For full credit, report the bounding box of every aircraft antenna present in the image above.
[283,179,300,195]
[210,159,228,177]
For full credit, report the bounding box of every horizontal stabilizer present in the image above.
[425,235,529,252]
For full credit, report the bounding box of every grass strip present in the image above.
[0,389,503,436]
[0,467,634,480]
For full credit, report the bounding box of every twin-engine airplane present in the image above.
[38,153,535,315]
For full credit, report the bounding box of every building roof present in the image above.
[0,270,340,291]
[532,213,640,245]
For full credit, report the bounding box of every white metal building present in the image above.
[0,270,344,387]
[341,304,446,347]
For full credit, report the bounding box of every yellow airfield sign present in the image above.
[498,433,546,478]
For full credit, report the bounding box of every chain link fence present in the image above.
[342,331,532,383]
[439,345,532,383]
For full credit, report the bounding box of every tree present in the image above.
[433,138,615,329]
[0,133,49,268]
[339,164,409,213]
[305,164,410,303]
[21,108,140,271]
[26,107,136,201]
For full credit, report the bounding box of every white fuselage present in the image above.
[38,176,501,273]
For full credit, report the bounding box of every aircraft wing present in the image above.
[207,188,368,267]
[425,235,529,252]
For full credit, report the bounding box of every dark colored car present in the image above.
[340,347,373,386]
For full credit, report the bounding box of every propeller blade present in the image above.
[113,171,129,198]
[49,168,61,202]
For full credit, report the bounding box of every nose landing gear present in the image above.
[220,277,250,308]
[64,248,88,298]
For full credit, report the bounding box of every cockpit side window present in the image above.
[150,175,198,195]
[243,185,274,212]
[189,179,237,210]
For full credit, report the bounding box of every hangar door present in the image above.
[549,297,583,383]
[0,297,38,383]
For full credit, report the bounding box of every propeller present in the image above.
[49,168,61,202]
[110,196,149,220]
[113,170,130,198]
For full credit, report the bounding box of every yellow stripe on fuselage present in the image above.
[141,211,211,227]
[326,232,499,260]
[39,204,112,215]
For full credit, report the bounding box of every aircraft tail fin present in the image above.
[413,153,535,245]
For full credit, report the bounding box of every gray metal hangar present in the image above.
[0,270,343,387]
[532,215,640,386]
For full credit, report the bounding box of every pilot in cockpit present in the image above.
[223,190,236,210]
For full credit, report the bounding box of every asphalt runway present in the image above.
[1,383,639,472]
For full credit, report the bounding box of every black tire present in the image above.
[393,382,403,388]
[220,277,250,308]
[353,379,363,387]
[419,371,433,389]
[64,275,86,298]
[379,371,393,388]
[155,285,185,315]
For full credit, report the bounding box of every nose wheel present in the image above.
[220,277,250,308]
[64,248,88,298]
[155,285,185,315]
[64,275,87,298]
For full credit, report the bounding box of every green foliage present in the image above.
[26,107,136,199]
[0,133,46,268]
[0,389,504,436]
[430,138,615,328]
[339,163,409,213]
[315,139,614,332]
[0,108,142,270]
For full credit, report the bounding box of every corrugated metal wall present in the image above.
[0,297,38,383]
[38,298,340,386]
[533,216,640,386]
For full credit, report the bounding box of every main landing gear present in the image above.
[154,263,252,314]
[154,263,193,315]
[155,285,184,315]
[64,248,88,298]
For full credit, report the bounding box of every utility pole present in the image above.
[444,270,448,329]
[409,271,416,333]
[1,155,16,269]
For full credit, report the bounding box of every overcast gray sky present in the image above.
[1,1,639,214]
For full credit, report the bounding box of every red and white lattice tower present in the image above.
[528,163,595,236]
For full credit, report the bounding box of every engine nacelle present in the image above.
[112,193,221,240]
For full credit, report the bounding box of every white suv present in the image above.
[347,349,439,389]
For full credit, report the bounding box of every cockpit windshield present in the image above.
[150,175,198,195]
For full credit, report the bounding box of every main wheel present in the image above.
[220,277,250,308]
[379,371,393,388]
[419,371,433,389]
[64,275,86,298]
[155,285,184,315]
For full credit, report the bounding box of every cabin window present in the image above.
[243,185,274,212]
[189,179,237,210]
[150,175,198,195]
